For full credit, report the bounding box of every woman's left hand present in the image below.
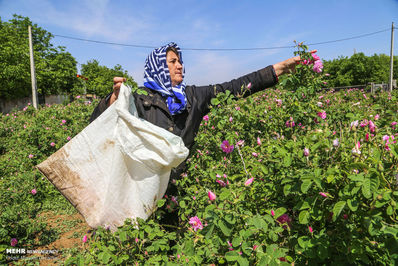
[273,50,317,77]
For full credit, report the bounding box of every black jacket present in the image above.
[89,65,278,177]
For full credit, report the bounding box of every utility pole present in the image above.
[28,25,38,109]
[389,22,394,92]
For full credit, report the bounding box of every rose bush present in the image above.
[65,46,397,265]
[1,45,397,265]
[0,97,97,262]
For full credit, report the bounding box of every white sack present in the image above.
[37,84,189,231]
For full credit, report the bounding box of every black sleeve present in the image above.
[191,65,278,114]
[89,92,113,123]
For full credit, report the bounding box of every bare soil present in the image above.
[25,211,92,265]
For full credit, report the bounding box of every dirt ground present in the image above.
[22,211,92,265]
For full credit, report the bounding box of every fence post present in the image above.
[389,22,394,92]
[28,25,39,109]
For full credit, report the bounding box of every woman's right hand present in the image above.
[108,77,126,106]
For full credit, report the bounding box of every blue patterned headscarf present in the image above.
[143,42,187,115]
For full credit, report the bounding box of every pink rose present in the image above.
[216,179,226,187]
[189,216,203,231]
[11,238,18,247]
[244,177,254,186]
[313,60,323,73]
[317,111,326,120]
[319,192,327,198]
[277,214,292,228]
[208,191,216,201]
[311,53,320,61]
[220,140,234,153]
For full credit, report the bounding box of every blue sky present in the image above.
[1,0,397,86]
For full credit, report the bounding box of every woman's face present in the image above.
[166,51,183,86]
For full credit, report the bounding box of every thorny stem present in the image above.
[162,224,181,230]
[236,145,249,178]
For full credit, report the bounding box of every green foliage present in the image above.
[0,15,78,100]
[323,52,398,87]
[0,15,138,100]
[74,59,136,98]
[63,45,397,265]
[0,98,97,257]
[280,42,325,101]
[1,45,397,265]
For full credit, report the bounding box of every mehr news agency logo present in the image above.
[5,248,59,261]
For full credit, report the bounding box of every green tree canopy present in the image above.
[323,52,398,87]
[75,59,136,98]
[0,15,78,100]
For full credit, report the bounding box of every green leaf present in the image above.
[348,174,364,182]
[283,184,291,196]
[220,190,232,201]
[211,98,220,106]
[299,210,310,224]
[347,199,359,211]
[183,240,195,256]
[205,204,216,214]
[351,186,361,195]
[119,231,127,242]
[391,145,398,159]
[225,213,236,225]
[381,225,398,237]
[362,177,371,198]
[326,175,335,183]
[204,224,214,239]
[218,219,232,236]
[179,200,186,208]
[157,199,166,208]
[101,252,111,264]
[387,205,393,216]
[314,168,322,177]
[296,200,311,210]
[301,179,312,193]
[225,251,240,261]
[283,155,292,167]
[260,165,268,175]
[332,201,346,221]
[274,207,287,219]
[232,237,242,247]
[298,236,310,248]
[237,257,249,266]
[370,175,380,192]
[248,216,268,231]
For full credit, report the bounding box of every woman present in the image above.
[90,42,301,179]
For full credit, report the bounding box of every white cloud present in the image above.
[4,0,152,43]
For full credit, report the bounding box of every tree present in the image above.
[75,59,136,98]
[323,52,398,88]
[0,15,78,100]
